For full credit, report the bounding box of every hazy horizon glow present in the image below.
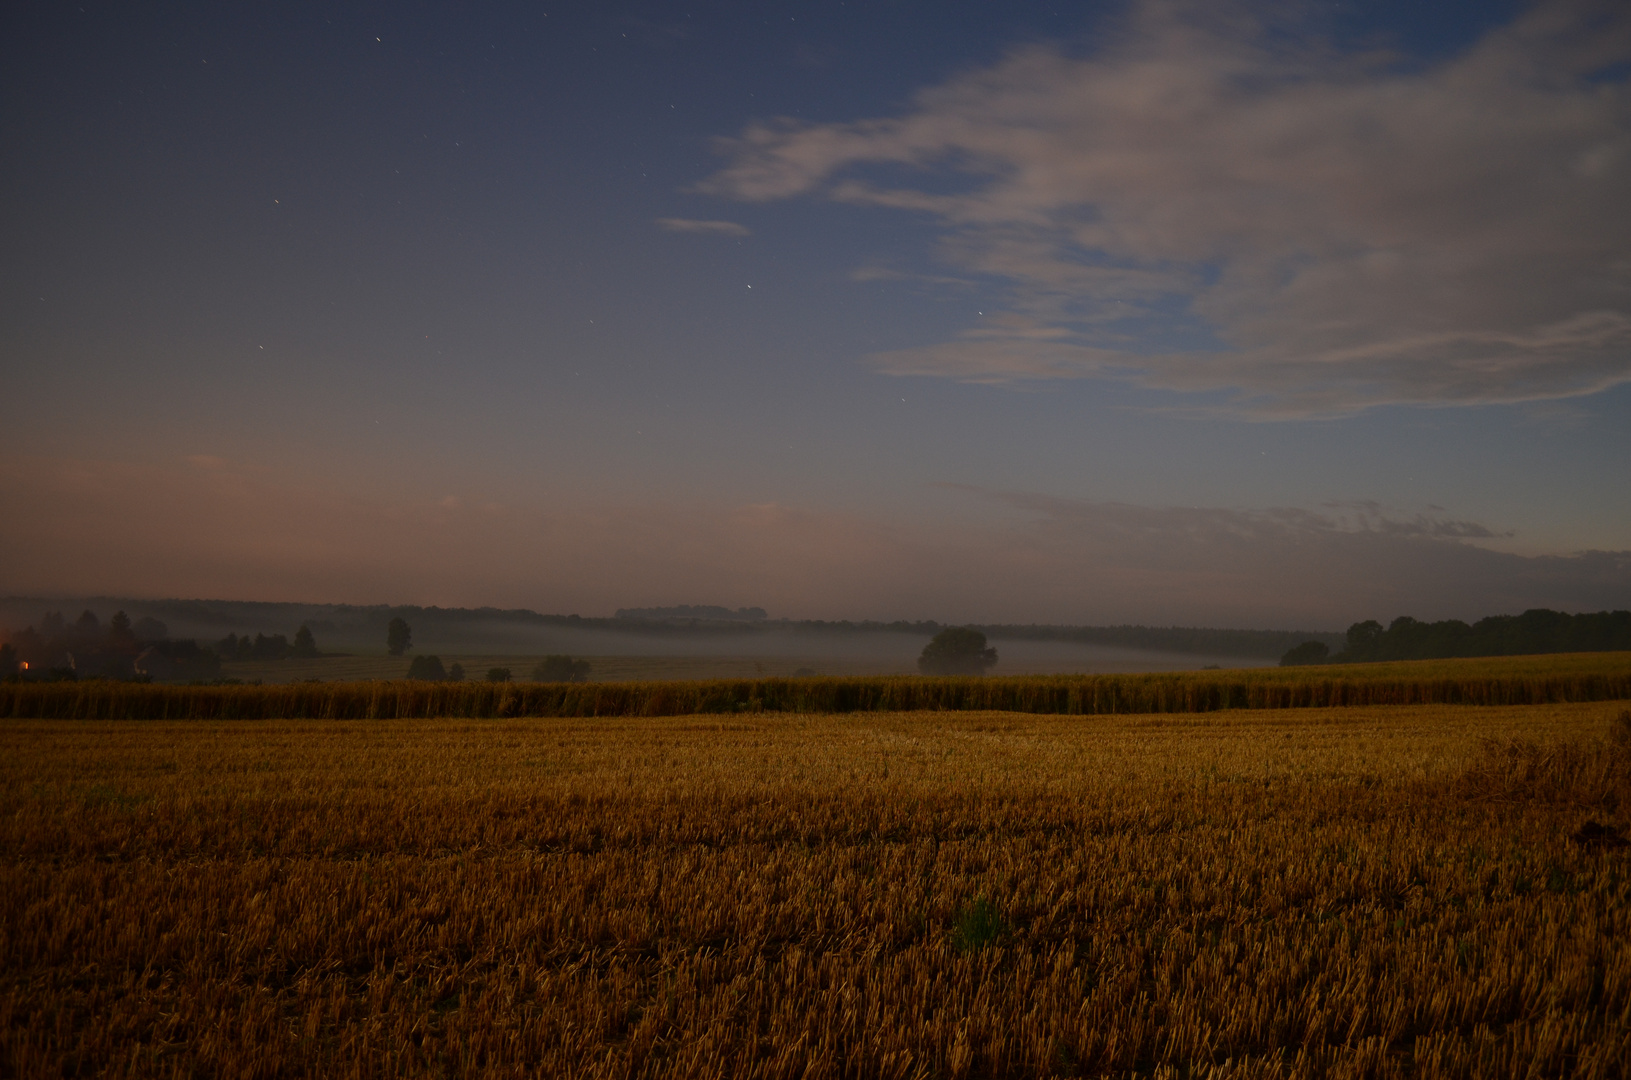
[3,0,1628,628]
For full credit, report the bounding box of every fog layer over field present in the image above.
[1,597,1281,676]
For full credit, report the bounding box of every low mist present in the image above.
[0,597,1274,678]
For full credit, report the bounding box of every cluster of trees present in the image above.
[532,655,592,682]
[0,610,217,681]
[216,626,320,662]
[388,619,593,683]
[918,628,999,676]
[401,654,592,682]
[405,656,462,681]
[1281,609,1631,666]
[979,623,1343,658]
[0,608,339,683]
[1279,641,1333,666]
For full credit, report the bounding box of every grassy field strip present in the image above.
[4,702,1630,1076]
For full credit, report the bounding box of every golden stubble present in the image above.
[2,703,1628,1078]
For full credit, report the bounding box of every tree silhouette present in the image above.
[1343,620,1385,660]
[292,625,319,658]
[1279,641,1330,666]
[918,627,998,675]
[406,655,445,680]
[531,655,591,682]
[386,617,412,657]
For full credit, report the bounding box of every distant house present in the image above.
[64,648,135,680]
[134,647,175,681]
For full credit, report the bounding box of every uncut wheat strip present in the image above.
[5,665,1630,720]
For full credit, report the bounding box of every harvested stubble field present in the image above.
[3,700,1631,1077]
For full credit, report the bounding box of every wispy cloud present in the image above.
[700,0,1631,416]
[656,217,751,237]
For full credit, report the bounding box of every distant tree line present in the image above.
[615,605,768,622]
[978,623,1345,658]
[0,609,220,681]
[216,626,321,662]
[0,607,334,683]
[790,619,954,637]
[1281,609,1631,666]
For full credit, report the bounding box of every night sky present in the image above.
[3,0,1629,628]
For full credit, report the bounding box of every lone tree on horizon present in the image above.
[291,625,319,658]
[386,617,412,657]
[918,627,998,676]
[108,611,135,649]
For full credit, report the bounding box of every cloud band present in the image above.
[700,0,1631,415]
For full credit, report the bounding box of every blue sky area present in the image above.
[3,0,1628,628]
